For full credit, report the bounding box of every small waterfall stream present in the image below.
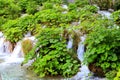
[0,32,40,80]
[98,10,111,18]
[68,35,90,80]
[67,36,73,49]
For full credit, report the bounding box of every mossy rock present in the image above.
[88,63,105,77]
[22,39,33,55]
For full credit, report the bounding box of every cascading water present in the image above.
[0,32,40,80]
[69,35,105,80]
[98,10,111,18]
[77,35,86,62]
[0,34,4,53]
[70,35,90,80]
[67,36,73,49]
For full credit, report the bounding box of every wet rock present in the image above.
[108,8,114,12]
[3,40,15,53]
[88,63,105,77]
[8,41,15,53]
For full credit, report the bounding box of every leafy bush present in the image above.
[2,20,23,43]
[68,3,77,11]
[18,15,35,33]
[89,0,114,10]
[82,5,98,13]
[4,27,23,43]
[84,27,120,74]
[26,1,38,14]
[114,0,120,10]
[24,28,80,78]
[105,70,117,80]
[17,0,39,14]
[34,9,80,26]
[0,0,21,19]
[114,69,120,80]
[2,15,36,43]
[112,10,120,25]
[74,0,89,7]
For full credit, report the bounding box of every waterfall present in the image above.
[67,36,73,49]
[0,37,4,53]
[77,35,86,62]
[24,31,31,37]
[98,10,111,18]
[71,35,90,80]
[11,42,23,58]
[62,4,68,9]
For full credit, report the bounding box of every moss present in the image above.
[62,29,69,42]
[22,39,33,55]
[88,63,105,77]
[90,0,115,10]
[72,31,81,52]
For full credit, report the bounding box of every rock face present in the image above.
[88,63,105,77]
[89,0,119,10]
[7,41,15,53]
[0,38,14,53]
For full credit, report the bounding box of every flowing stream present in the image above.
[0,32,40,80]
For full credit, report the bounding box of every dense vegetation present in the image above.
[1,0,120,79]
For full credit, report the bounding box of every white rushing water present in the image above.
[0,32,42,80]
[71,35,90,80]
[98,10,111,18]
[67,35,105,80]
[67,36,73,49]
[77,35,86,62]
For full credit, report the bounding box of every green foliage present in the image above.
[84,26,120,73]
[112,10,120,25]
[105,70,117,80]
[68,3,77,11]
[2,15,36,43]
[74,0,89,7]
[24,28,80,78]
[114,69,120,80]
[114,0,120,10]
[5,27,23,43]
[18,15,35,33]
[26,1,38,14]
[89,0,114,10]
[2,20,23,43]
[82,5,98,13]
[0,0,21,19]
[17,0,39,14]
[34,9,80,26]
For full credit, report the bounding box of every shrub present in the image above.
[17,0,39,14]
[112,10,120,25]
[0,0,21,19]
[2,15,37,43]
[114,69,120,80]
[4,27,23,43]
[105,70,117,80]
[89,0,114,10]
[24,28,80,78]
[84,27,120,75]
